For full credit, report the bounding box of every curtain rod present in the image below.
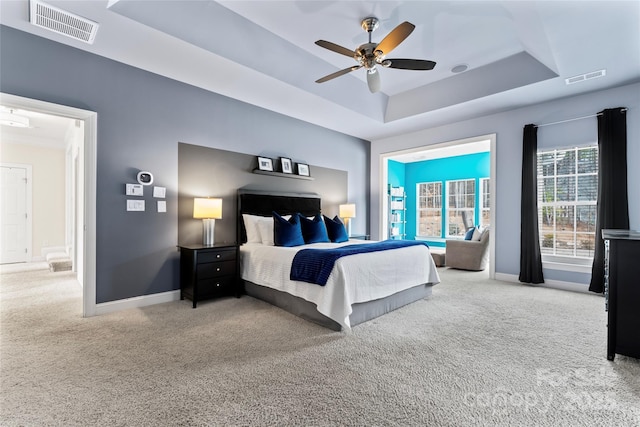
[535,107,627,128]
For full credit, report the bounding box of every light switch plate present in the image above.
[126,183,144,196]
[126,200,145,211]
[153,186,166,198]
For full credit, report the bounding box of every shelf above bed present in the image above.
[252,168,314,181]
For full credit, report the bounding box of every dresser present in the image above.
[603,230,640,361]
[178,243,239,308]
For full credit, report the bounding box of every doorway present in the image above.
[0,93,97,317]
[380,134,496,279]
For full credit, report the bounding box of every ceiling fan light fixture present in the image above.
[0,109,30,128]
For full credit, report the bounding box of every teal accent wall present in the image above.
[387,160,407,238]
[388,160,406,188]
[403,152,490,242]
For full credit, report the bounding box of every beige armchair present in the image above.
[445,227,490,271]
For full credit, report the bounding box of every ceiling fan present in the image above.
[315,17,436,93]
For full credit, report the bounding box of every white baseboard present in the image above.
[41,246,67,258]
[494,273,593,295]
[33,246,68,262]
[94,290,181,316]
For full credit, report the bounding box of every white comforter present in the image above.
[240,240,440,329]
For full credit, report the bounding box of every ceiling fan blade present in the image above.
[367,69,381,93]
[315,65,362,83]
[375,21,415,55]
[315,40,355,57]
[386,59,436,70]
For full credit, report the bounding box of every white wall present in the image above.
[0,141,66,259]
[370,82,640,284]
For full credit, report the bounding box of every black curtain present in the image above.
[589,107,629,293]
[519,124,544,284]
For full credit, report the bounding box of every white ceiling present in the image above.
[0,106,75,149]
[1,0,639,142]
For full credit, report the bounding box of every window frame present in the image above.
[479,177,491,229]
[537,145,598,266]
[416,181,442,238]
[445,178,476,238]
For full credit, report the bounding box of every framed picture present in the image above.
[257,156,273,171]
[297,163,310,176]
[280,157,293,174]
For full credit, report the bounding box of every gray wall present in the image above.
[0,26,369,303]
[178,143,348,245]
[371,82,640,284]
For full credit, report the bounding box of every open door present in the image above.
[0,165,31,263]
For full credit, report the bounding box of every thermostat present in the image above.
[137,171,154,186]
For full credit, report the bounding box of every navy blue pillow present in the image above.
[323,215,348,243]
[273,211,305,247]
[299,214,330,244]
[464,226,476,240]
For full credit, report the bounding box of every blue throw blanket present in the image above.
[290,240,429,286]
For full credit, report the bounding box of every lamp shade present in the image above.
[339,203,356,219]
[193,198,222,219]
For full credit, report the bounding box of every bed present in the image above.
[237,189,440,331]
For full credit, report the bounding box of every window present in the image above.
[537,146,598,259]
[417,182,442,237]
[480,178,490,228]
[446,179,475,237]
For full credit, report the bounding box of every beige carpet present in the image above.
[1,263,639,426]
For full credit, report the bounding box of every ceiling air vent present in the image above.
[29,0,99,44]
[565,69,606,85]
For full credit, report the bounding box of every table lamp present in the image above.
[193,197,222,245]
[339,203,356,236]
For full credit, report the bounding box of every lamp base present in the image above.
[344,218,352,237]
[202,218,216,246]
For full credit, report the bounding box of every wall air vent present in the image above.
[565,69,606,85]
[29,0,99,44]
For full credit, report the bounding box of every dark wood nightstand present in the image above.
[178,243,239,308]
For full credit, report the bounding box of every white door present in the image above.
[1,166,28,264]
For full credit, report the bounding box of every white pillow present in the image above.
[257,218,275,246]
[472,226,482,241]
[243,214,291,245]
[243,214,267,244]
[258,214,292,246]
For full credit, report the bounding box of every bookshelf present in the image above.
[388,185,406,240]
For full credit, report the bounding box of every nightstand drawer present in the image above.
[198,276,236,297]
[198,249,236,264]
[197,260,236,279]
